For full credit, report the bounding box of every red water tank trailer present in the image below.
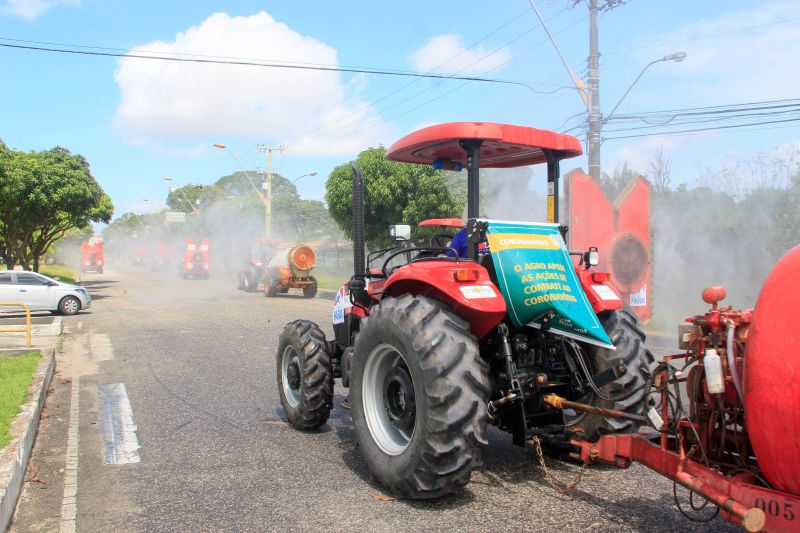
[155,241,178,270]
[566,169,652,323]
[182,238,210,279]
[80,241,104,273]
[745,244,800,496]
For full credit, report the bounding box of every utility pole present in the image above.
[256,144,284,238]
[586,0,602,181]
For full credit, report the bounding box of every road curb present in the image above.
[0,348,55,532]
[0,317,62,338]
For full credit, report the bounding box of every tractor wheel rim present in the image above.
[363,343,416,455]
[281,346,302,408]
[65,299,78,313]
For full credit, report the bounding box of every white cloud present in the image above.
[630,0,800,104]
[408,33,511,76]
[112,11,393,157]
[0,0,77,20]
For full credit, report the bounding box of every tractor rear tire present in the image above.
[350,294,491,499]
[276,320,334,429]
[303,277,318,298]
[567,309,654,441]
[236,273,245,290]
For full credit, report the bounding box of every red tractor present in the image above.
[182,238,210,279]
[277,122,800,532]
[277,122,652,497]
[235,238,279,292]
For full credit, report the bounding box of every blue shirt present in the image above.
[446,229,469,258]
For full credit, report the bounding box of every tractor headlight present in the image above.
[587,246,600,266]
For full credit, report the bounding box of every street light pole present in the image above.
[165,177,201,216]
[213,143,271,237]
[586,39,685,180]
[604,51,687,124]
[291,171,318,184]
[587,0,602,181]
[256,145,284,239]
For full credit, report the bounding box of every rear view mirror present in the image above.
[389,224,411,241]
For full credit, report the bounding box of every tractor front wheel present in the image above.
[276,320,334,429]
[350,294,491,499]
[566,309,654,441]
[264,280,277,297]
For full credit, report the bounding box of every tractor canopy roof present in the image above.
[386,122,582,168]
[418,218,464,228]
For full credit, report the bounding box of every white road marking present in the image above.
[97,383,141,465]
[59,376,80,533]
[89,333,114,362]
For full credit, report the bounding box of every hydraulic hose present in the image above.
[726,322,744,404]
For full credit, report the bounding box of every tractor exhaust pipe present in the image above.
[351,163,366,277]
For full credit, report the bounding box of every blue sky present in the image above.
[1,0,798,219]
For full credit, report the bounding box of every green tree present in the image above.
[326,147,460,249]
[166,184,226,214]
[599,161,643,200]
[272,192,336,242]
[0,140,10,263]
[215,171,298,197]
[0,146,113,271]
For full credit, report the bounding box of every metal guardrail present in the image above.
[0,301,32,347]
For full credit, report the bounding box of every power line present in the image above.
[601,101,800,134]
[607,98,800,123]
[604,16,800,56]
[603,117,800,140]
[0,36,383,71]
[0,41,532,87]
[608,97,800,116]
[271,7,576,149]
[259,7,546,147]
[559,98,800,141]
[605,108,800,132]
[280,12,586,150]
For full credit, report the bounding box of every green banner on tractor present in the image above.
[485,220,614,349]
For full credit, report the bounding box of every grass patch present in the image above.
[0,264,76,284]
[314,274,347,290]
[0,351,41,448]
[40,264,76,284]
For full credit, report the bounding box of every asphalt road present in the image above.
[10,265,738,532]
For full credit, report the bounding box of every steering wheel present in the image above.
[429,233,452,248]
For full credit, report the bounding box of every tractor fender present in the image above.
[574,265,624,314]
[383,260,506,339]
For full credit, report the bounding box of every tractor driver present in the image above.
[445,228,468,258]
[445,226,491,259]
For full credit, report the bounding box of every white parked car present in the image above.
[0,271,91,315]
